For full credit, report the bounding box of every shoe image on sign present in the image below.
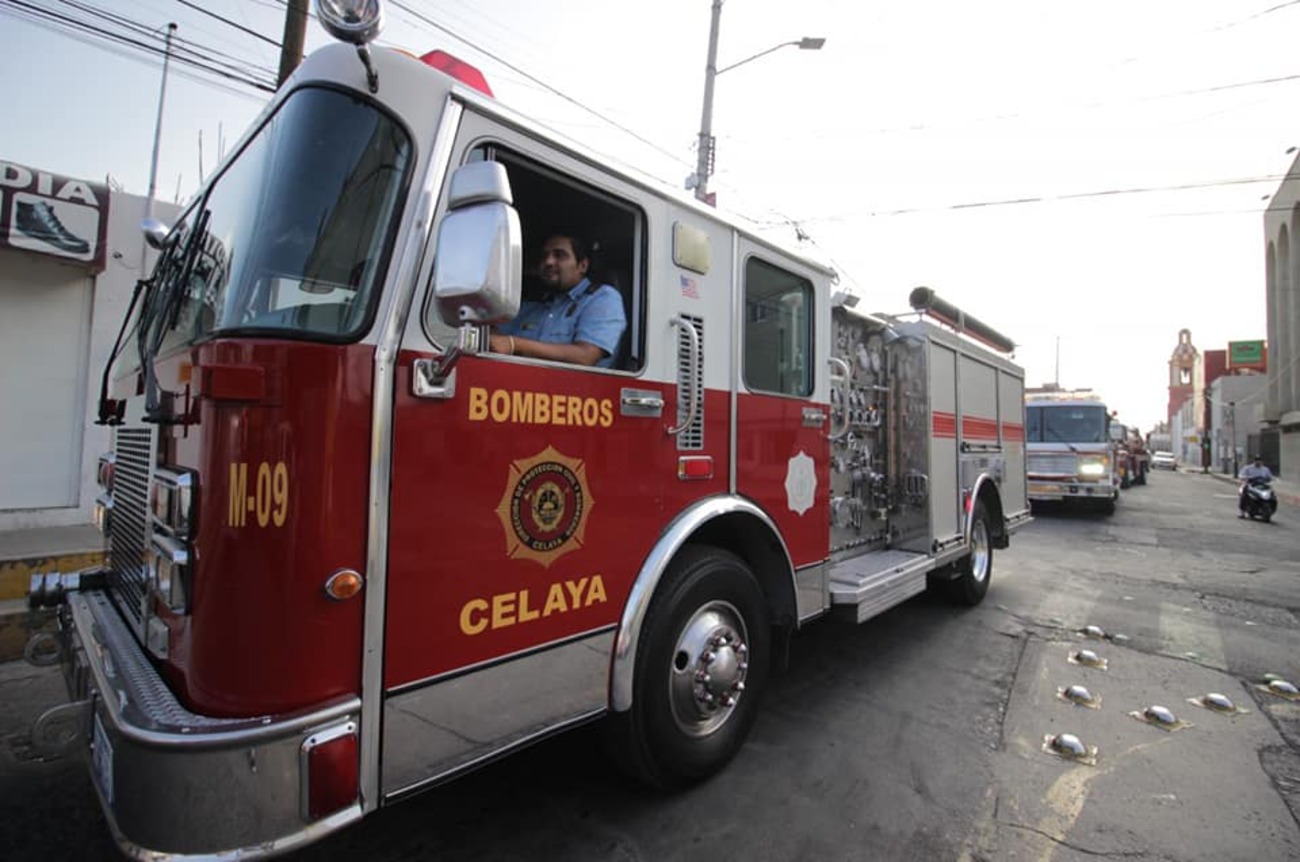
[13,200,91,255]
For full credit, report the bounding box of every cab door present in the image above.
[732,245,830,572]
[378,112,672,796]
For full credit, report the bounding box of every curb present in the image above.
[0,548,103,664]
[0,599,55,665]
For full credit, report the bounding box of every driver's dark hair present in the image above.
[547,232,590,266]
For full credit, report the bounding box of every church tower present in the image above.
[1167,329,1202,455]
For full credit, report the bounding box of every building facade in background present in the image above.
[1263,161,1300,477]
[0,158,176,532]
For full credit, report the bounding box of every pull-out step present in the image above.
[828,549,935,624]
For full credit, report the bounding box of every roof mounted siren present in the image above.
[316,0,384,92]
[908,287,1016,355]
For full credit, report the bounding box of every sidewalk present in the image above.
[0,524,103,663]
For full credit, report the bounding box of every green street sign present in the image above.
[1228,340,1265,369]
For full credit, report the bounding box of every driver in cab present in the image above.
[489,233,625,368]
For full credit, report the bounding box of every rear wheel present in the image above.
[604,545,770,789]
[948,501,993,606]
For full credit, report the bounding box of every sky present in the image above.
[3,0,1298,433]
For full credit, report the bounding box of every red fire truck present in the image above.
[26,5,1030,857]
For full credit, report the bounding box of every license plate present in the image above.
[92,713,114,805]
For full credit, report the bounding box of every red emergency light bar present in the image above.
[420,50,493,97]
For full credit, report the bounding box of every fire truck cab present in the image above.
[27,7,1030,858]
[1025,393,1121,513]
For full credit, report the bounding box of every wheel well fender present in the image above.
[609,495,795,713]
[967,474,1007,549]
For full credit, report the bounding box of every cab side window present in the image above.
[743,257,813,396]
[461,145,645,371]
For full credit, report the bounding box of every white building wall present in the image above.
[1263,165,1300,477]
[1210,374,1268,475]
[0,191,176,531]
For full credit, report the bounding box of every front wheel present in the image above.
[603,545,770,789]
[948,501,993,606]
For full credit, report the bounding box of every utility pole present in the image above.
[1054,335,1060,388]
[278,0,310,86]
[692,0,723,206]
[145,22,177,221]
[1228,400,1237,477]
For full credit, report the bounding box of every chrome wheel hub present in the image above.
[970,519,990,583]
[669,601,750,737]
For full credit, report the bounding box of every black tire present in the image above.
[948,501,993,606]
[603,545,770,789]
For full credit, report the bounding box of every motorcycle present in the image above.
[1240,478,1278,523]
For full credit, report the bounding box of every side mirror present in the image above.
[431,161,521,329]
[141,218,172,250]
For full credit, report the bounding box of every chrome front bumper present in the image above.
[1027,479,1116,501]
[31,586,362,860]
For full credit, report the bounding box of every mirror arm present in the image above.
[433,323,490,379]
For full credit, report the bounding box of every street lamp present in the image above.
[688,0,824,206]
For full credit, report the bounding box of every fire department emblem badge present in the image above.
[785,450,816,516]
[496,446,593,567]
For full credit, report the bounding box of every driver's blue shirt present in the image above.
[499,278,626,368]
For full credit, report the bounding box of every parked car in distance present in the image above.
[1151,451,1177,470]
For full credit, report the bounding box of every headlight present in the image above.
[1078,457,1108,477]
[150,467,196,538]
[148,534,189,612]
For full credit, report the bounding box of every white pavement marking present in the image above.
[1032,740,1167,862]
[1032,580,1104,634]
[1106,526,1158,546]
[1158,600,1228,669]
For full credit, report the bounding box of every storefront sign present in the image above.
[1227,339,1266,372]
[0,159,110,272]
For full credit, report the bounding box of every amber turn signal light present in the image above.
[324,569,364,601]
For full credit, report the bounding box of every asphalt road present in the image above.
[2,469,1297,861]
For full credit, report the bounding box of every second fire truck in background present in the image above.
[1025,391,1122,514]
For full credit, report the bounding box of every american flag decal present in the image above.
[680,275,700,299]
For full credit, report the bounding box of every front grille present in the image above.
[1028,453,1078,476]
[108,426,155,626]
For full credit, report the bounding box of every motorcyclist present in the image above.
[1238,456,1274,517]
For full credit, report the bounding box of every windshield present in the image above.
[146,86,412,353]
[1026,404,1108,444]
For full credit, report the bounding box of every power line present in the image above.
[2,4,264,101]
[387,0,693,172]
[3,0,276,91]
[1212,0,1300,31]
[57,0,277,82]
[759,173,1287,225]
[170,0,279,47]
